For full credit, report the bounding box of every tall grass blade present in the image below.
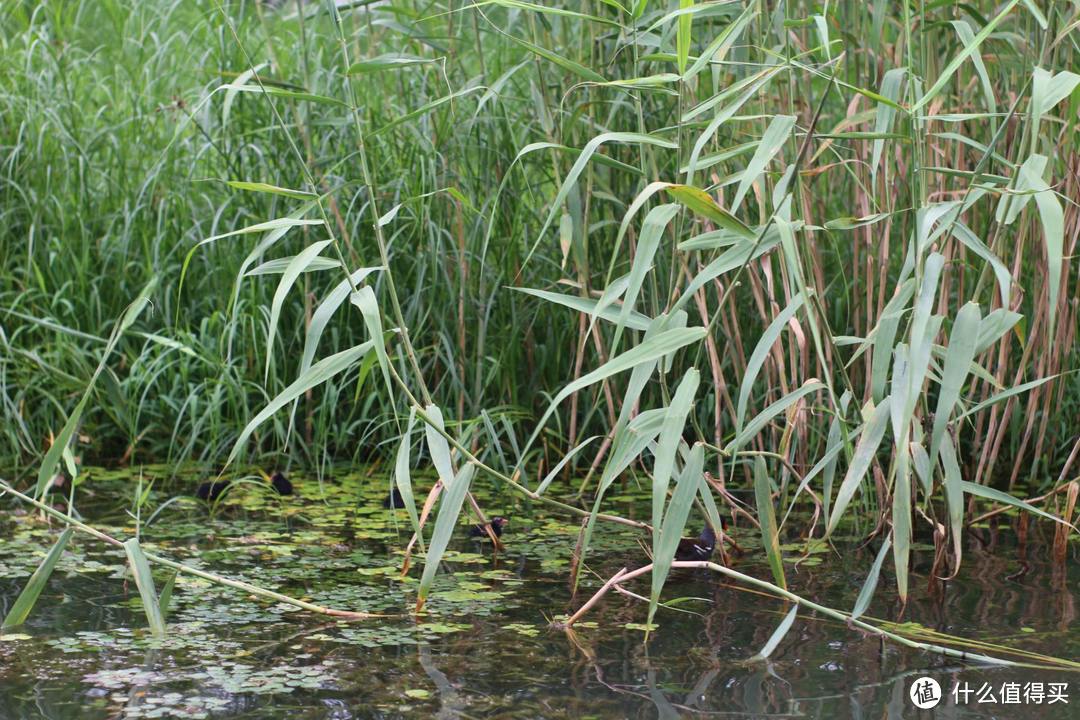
[536,436,600,496]
[526,133,678,268]
[851,535,891,620]
[35,278,157,496]
[181,217,320,298]
[499,33,605,82]
[748,604,798,661]
[394,408,422,537]
[828,396,892,535]
[726,380,824,454]
[939,436,965,574]
[613,204,680,350]
[652,369,700,550]
[265,239,334,380]
[123,538,166,637]
[300,268,380,374]
[929,302,981,465]
[648,443,704,627]
[960,481,1076,529]
[892,458,912,602]
[525,327,706,457]
[731,115,795,212]
[737,292,806,432]
[513,286,653,332]
[676,0,694,75]
[416,463,476,612]
[913,0,1021,112]
[219,83,349,108]
[225,181,317,200]
[683,4,755,80]
[663,184,753,239]
[345,54,437,74]
[1019,156,1064,337]
[754,456,786,590]
[955,376,1058,420]
[424,405,455,485]
[158,571,178,620]
[2,528,73,629]
[351,286,395,400]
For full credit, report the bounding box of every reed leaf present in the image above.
[961,481,1076,530]
[851,535,891,621]
[748,604,798,661]
[914,0,1021,112]
[652,369,700,550]
[416,463,476,611]
[35,278,157,496]
[613,204,680,350]
[158,571,178,620]
[351,286,395,400]
[929,302,981,466]
[1019,156,1064,337]
[2,528,73,629]
[123,538,166,637]
[648,443,704,627]
[662,184,753,239]
[737,292,806,432]
[265,239,334,381]
[424,404,456,485]
[754,456,786,590]
[726,380,824,454]
[345,54,437,74]
[683,3,755,80]
[939,435,965,574]
[828,396,892,535]
[731,115,795,212]
[394,408,422,537]
[512,286,652,332]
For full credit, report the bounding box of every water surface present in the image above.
[1,467,1076,718]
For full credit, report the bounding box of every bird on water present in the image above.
[469,516,509,539]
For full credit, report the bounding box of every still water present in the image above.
[1,467,1076,718]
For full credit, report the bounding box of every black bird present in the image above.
[383,487,406,508]
[674,524,716,562]
[195,480,232,502]
[470,516,509,538]
[270,471,293,496]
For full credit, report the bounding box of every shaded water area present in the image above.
[0,467,1076,718]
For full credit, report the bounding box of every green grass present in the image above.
[2,0,1078,616]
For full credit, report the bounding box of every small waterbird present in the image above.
[383,487,406,508]
[470,516,509,538]
[196,471,292,501]
[674,524,717,562]
[269,471,292,496]
[195,479,231,501]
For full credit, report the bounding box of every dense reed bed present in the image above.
[1,0,1078,632]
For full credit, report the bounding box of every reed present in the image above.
[1,0,1077,632]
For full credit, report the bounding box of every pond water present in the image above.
[0,467,1076,718]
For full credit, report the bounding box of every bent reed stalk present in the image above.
[559,560,1080,671]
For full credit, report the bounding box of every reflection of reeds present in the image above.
[0,0,1076,634]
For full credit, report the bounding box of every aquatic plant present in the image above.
[1,0,1077,657]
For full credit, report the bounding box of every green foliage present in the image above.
[1,0,1078,621]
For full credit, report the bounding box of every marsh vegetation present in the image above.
[1,0,1079,714]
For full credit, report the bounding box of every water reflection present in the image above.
[0,473,1075,718]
